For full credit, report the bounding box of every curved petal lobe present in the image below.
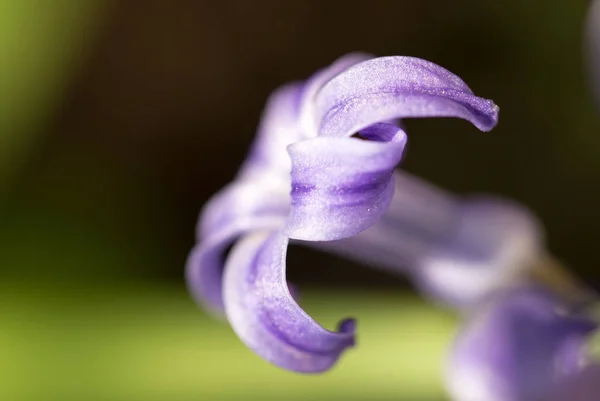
[315,56,499,138]
[413,197,544,307]
[312,170,459,273]
[446,286,597,401]
[187,214,286,315]
[285,125,407,241]
[188,177,289,314]
[299,52,374,136]
[198,177,290,240]
[240,53,375,178]
[223,230,356,373]
[239,83,305,179]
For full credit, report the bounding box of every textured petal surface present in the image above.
[588,0,600,105]
[187,217,286,315]
[188,177,289,314]
[285,124,406,240]
[310,170,458,268]
[299,52,374,136]
[446,287,597,401]
[241,53,375,179]
[223,230,356,373]
[310,176,541,308]
[413,197,544,307]
[314,56,499,138]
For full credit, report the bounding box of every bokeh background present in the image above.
[1,1,598,400]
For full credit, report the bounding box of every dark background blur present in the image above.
[1,1,598,400]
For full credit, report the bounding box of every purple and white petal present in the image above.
[446,286,597,401]
[188,177,289,314]
[186,232,235,315]
[298,52,374,136]
[187,213,286,315]
[588,0,600,106]
[223,230,356,373]
[285,125,407,240]
[310,173,541,308]
[314,56,499,138]
[241,53,374,178]
[198,176,290,240]
[238,83,304,180]
[309,170,459,268]
[413,197,544,307]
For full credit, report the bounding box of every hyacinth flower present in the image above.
[184,52,586,374]
[446,286,598,401]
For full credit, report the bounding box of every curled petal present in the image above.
[413,197,544,307]
[314,56,499,138]
[239,83,305,180]
[587,0,600,106]
[188,178,289,314]
[312,170,459,271]
[223,230,356,373]
[303,53,375,99]
[299,52,374,136]
[240,53,374,179]
[311,175,541,308]
[187,215,286,315]
[186,233,233,315]
[285,125,407,240]
[446,286,597,401]
[198,176,290,240]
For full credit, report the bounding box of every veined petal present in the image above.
[588,0,600,105]
[285,125,407,241]
[314,56,499,138]
[223,230,356,373]
[413,197,544,307]
[310,170,459,271]
[446,286,597,401]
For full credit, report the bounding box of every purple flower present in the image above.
[446,286,597,401]
[187,54,503,372]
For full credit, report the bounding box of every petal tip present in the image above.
[315,55,501,137]
[478,101,500,132]
[224,231,358,373]
[337,318,358,345]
